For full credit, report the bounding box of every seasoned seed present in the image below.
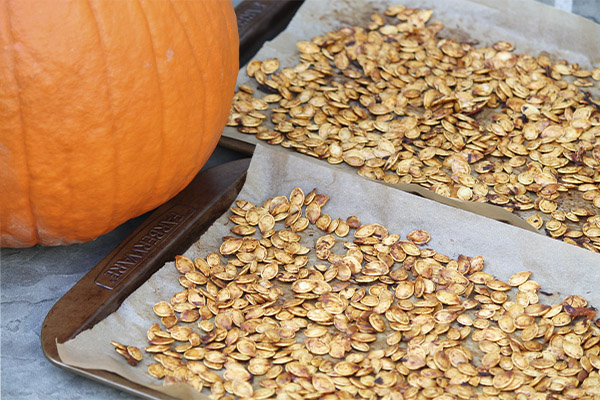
[231,225,256,236]
[493,370,514,389]
[296,41,319,54]
[563,340,584,359]
[508,271,531,286]
[220,238,242,255]
[110,340,126,351]
[436,290,461,305]
[261,263,279,280]
[305,338,330,355]
[407,230,431,245]
[526,215,544,230]
[153,301,174,317]
[261,58,280,74]
[232,380,253,398]
[259,214,276,233]
[175,256,195,274]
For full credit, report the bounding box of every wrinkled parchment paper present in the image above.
[223,0,600,233]
[57,1,600,398]
[58,144,600,399]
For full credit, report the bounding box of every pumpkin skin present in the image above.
[0,0,239,247]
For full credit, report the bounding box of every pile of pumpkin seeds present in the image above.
[227,5,600,252]
[133,186,600,399]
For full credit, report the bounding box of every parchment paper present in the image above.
[223,0,600,234]
[58,143,600,399]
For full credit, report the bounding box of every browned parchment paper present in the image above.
[57,143,600,399]
[222,0,600,234]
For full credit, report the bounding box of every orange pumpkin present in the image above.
[0,0,239,247]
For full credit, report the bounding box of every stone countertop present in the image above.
[1,1,599,399]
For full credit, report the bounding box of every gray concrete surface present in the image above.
[1,1,598,399]
[573,0,600,24]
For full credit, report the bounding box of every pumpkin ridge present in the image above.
[166,0,207,174]
[134,0,165,211]
[5,0,39,245]
[218,0,240,87]
[209,0,239,157]
[86,0,118,230]
[215,0,236,154]
[207,0,230,165]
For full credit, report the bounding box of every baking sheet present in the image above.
[57,143,600,399]
[222,0,600,235]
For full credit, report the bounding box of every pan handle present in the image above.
[236,0,304,67]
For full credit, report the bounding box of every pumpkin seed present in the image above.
[110,341,142,366]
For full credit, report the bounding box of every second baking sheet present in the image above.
[57,143,600,399]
